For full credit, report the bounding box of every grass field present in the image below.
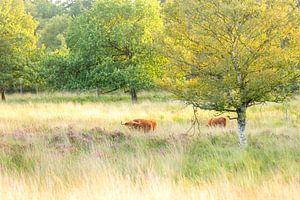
[0,92,300,200]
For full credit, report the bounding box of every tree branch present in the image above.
[100,88,119,94]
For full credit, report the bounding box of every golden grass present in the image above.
[0,94,299,199]
[0,171,299,200]
[1,96,299,135]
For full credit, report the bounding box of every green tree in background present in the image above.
[162,0,300,146]
[62,0,94,16]
[66,0,163,103]
[41,48,85,91]
[24,0,64,49]
[40,14,71,51]
[0,0,38,100]
[26,0,63,19]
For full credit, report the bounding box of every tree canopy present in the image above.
[0,0,38,100]
[40,14,71,51]
[64,0,164,102]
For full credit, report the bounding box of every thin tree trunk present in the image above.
[237,105,247,147]
[130,88,138,104]
[1,89,6,101]
[20,84,23,94]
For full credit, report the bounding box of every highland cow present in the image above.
[122,119,157,132]
[208,117,227,127]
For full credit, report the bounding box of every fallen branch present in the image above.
[227,115,237,120]
[185,105,201,135]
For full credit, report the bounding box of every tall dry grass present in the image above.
[0,171,299,200]
[1,94,299,134]
[0,93,299,199]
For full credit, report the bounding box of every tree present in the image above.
[41,48,88,91]
[24,0,64,49]
[162,0,300,146]
[25,0,63,19]
[0,0,38,100]
[66,0,163,103]
[40,14,71,51]
[62,0,94,16]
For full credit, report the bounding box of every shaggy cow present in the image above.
[132,119,157,131]
[208,117,227,127]
[122,119,157,132]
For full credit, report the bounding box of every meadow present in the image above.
[0,92,299,200]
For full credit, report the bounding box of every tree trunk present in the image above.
[96,88,99,97]
[237,105,247,147]
[1,89,6,101]
[130,88,138,104]
[20,84,23,94]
